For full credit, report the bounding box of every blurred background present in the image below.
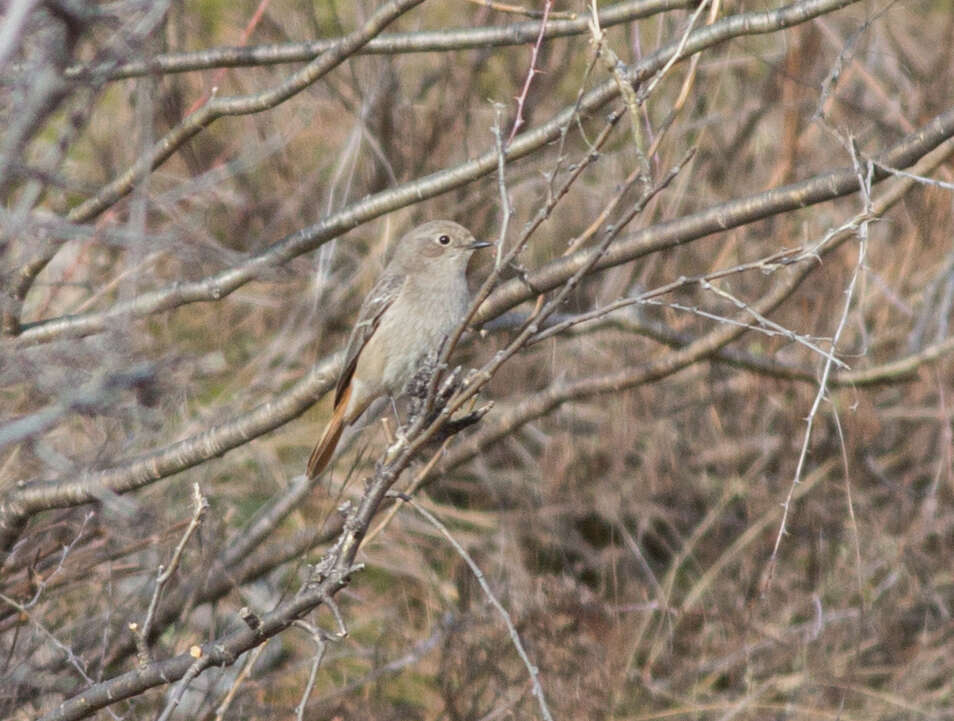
[2,0,953,718]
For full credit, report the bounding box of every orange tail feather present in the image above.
[307,384,352,479]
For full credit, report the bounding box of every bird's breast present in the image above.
[372,279,468,393]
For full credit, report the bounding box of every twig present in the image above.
[134,483,209,666]
[0,591,95,685]
[19,511,93,608]
[870,159,954,191]
[3,116,952,559]
[393,492,554,721]
[507,0,552,145]
[155,655,209,721]
[462,0,575,20]
[493,103,513,269]
[765,137,874,586]
[64,0,678,80]
[291,620,332,721]
[363,399,474,545]
[696,279,850,368]
[562,162,646,255]
[636,0,710,103]
[212,643,267,721]
[588,0,652,182]
[183,0,273,115]
[11,0,864,348]
[526,247,803,344]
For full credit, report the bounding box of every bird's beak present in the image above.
[468,240,493,250]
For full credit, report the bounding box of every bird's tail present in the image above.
[307,384,352,479]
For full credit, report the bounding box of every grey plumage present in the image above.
[307,220,489,479]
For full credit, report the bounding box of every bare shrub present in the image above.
[2,1,953,719]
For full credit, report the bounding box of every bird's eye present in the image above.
[438,234,451,246]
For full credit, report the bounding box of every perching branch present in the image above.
[3,108,952,556]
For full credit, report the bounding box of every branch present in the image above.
[551,311,954,387]
[35,298,493,721]
[395,493,553,721]
[766,136,875,587]
[64,0,687,80]
[35,505,352,721]
[506,0,552,145]
[0,364,156,452]
[474,104,954,324]
[0,358,337,555]
[13,136,954,701]
[10,0,862,347]
[0,0,425,328]
[133,483,208,666]
[65,0,426,225]
[438,134,954,473]
[0,94,620,556]
[4,108,952,556]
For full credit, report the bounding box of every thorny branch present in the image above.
[8,0,860,347]
[506,0,552,145]
[3,107,954,555]
[394,492,554,721]
[766,137,876,588]
[38,117,702,721]
[80,142,950,680]
[435,136,954,477]
[3,0,954,717]
[0,0,426,331]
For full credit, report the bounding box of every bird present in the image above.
[306,220,491,479]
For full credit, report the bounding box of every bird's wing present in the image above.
[334,271,404,406]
